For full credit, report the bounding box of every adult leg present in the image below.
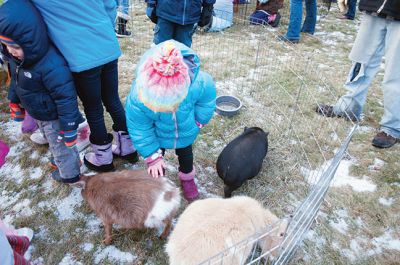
[333,15,386,120]
[285,0,303,40]
[379,20,400,140]
[154,18,175,44]
[301,0,317,34]
[174,23,196,47]
[344,0,357,19]
[100,60,137,161]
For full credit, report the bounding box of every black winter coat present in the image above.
[359,0,400,20]
[0,0,80,131]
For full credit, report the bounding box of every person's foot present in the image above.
[277,35,300,44]
[30,130,49,145]
[337,14,354,20]
[315,104,359,122]
[372,131,398,148]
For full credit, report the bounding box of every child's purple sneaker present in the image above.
[21,112,38,134]
[178,169,199,201]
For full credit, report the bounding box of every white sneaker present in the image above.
[30,130,48,145]
[16,227,34,242]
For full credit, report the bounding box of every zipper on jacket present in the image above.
[15,64,21,86]
[377,0,388,13]
[183,0,187,25]
[172,112,179,149]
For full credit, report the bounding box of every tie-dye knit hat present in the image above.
[137,41,191,112]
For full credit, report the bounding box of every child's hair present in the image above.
[136,40,191,112]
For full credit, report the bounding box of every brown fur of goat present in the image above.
[80,170,181,244]
[166,196,288,265]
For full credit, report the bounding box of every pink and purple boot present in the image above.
[178,169,199,201]
[112,131,138,163]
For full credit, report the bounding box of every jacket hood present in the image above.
[0,0,49,66]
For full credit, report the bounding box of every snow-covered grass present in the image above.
[0,2,399,265]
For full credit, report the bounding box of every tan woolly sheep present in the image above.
[166,196,288,265]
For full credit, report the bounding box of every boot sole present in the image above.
[84,157,115,172]
[113,151,139,163]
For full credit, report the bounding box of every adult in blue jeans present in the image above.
[145,0,216,47]
[317,0,400,148]
[31,0,138,172]
[279,0,317,43]
[338,0,357,20]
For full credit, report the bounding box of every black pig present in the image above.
[216,127,268,198]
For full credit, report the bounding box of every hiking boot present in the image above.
[112,131,138,163]
[84,134,115,172]
[178,169,199,201]
[372,131,398,148]
[315,104,359,122]
[277,35,299,44]
[337,14,354,20]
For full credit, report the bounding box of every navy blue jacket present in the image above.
[0,0,80,131]
[147,0,216,25]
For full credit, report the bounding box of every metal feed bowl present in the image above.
[216,95,242,117]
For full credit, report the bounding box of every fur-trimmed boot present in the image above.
[178,169,199,201]
[84,134,114,172]
[112,131,138,163]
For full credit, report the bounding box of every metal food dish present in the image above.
[215,95,242,117]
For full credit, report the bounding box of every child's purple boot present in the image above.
[112,131,138,163]
[21,112,38,134]
[84,134,114,172]
[178,169,199,201]
[0,140,10,168]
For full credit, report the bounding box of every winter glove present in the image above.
[198,3,214,27]
[146,5,158,24]
[145,150,165,178]
[9,102,25,122]
[57,130,78,148]
[195,121,205,129]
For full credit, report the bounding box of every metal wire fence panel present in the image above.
[120,2,357,264]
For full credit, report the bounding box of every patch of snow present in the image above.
[81,243,94,252]
[371,230,400,252]
[29,168,43,180]
[85,215,102,233]
[358,125,374,133]
[378,197,394,206]
[0,190,20,208]
[56,188,83,221]
[368,158,385,171]
[302,159,377,192]
[305,229,326,248]
[13,199,33,216]
[329,209,349,234]
[0,162,24,184]
[94,246,136,264]
[58,253,83,265]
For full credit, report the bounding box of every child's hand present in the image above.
[57,130,78,148]
[147,159,166,178]
[9,102,25,122]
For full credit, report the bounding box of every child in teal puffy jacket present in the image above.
[125,40,216,201]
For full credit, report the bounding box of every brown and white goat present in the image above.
[166,196,288,265]
[80,170,181,244]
